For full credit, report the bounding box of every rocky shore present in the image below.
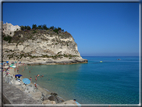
[24,58,88,65]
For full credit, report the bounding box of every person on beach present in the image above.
[37,74,40,77]
[30,77,32,82]
[7,68,9,71]
[6,72,10,76]
[35,77,37,81]
[29,71,31,73]
[34,83,37,88]
[73,99,81,107]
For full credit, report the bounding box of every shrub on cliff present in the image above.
[20,26,31,30]
[3,35,12,43]
[53,28,59,34]
[33,30,37,34]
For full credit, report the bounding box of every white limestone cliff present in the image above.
[3,30,87,64]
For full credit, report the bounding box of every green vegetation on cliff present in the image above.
[6,50,79,60]
[3,24,72,43]
[3,35,12,43]
[20,24,64,33]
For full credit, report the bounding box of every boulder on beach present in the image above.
[48,93,62,104]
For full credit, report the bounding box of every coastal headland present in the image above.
[2,24,88,64]
[2,23,86,105]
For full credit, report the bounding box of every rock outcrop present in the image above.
[3,29,88,64]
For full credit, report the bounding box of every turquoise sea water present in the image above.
[18,56,139,104]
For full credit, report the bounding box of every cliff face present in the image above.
[3,30,87,64]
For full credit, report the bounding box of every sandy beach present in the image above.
[2,60,81,106]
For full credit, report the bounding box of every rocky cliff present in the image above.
[3,29,88,64]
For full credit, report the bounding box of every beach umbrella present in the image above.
[15,74,22,77]
[15,74,22,76]
[11,64,14,66]
[22,78,31,84]
[6,61,9,63]
[10,65,16,68]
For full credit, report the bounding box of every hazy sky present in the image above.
[2,2,139,56]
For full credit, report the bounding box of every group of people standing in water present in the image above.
[20,64,52,82]
[34,74,44,81]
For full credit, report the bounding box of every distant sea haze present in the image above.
[19,56,139,104]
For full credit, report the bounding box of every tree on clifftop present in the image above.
[58,27,61,31]
[27,26,31,30]
[43,24,48,30]
[32,24,37,29]
[50,26,55,30]
[37,25,42,30]
[53,28,59,34]
[20,26,25,31]
[24,26,27,30]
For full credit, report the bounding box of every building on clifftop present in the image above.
[3,22,21,36]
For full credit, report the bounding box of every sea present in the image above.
[18,56,139,104]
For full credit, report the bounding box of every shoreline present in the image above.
[3,58,88,66]
[2,60,81,105]
[19,58,88,65]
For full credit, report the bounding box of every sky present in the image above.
[2,2,139,56]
